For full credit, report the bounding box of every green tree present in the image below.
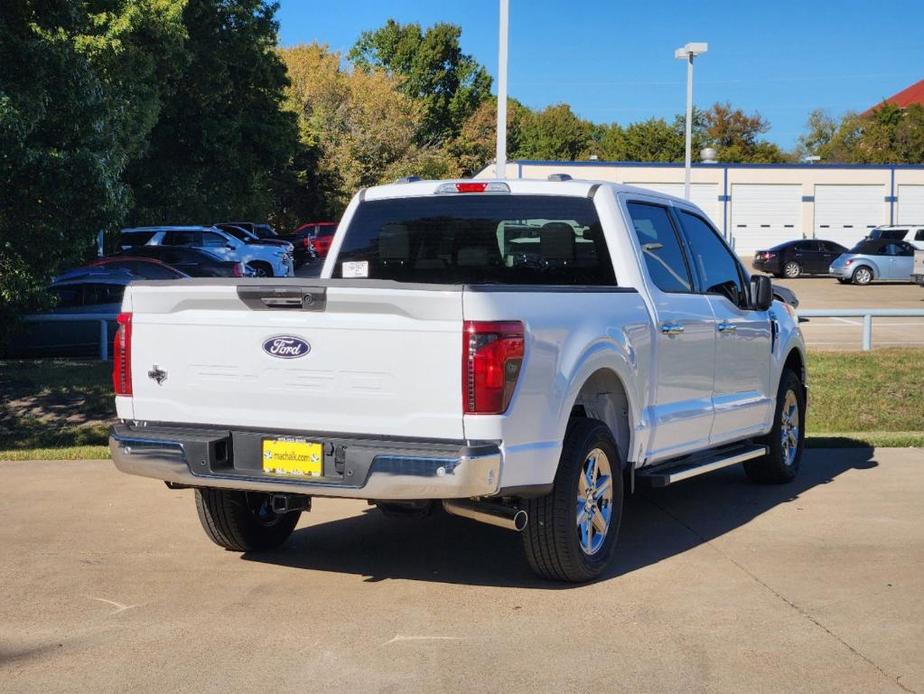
[619,118,685,162]
[0,0,184,340]
[515,104,593,161]
[348,19,492,146]
[819,103,924,164]
[125,0,298,226]
[795,109,838,160]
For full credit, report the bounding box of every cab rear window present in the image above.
[334,195,615,285]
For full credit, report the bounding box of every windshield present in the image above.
[219,226,253,242]
[334,195,615,285]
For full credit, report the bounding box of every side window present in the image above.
[201,232,228,248]
[795,241,816,251]
[163,231,199,247]
[915,230,924,241]
[626,202,692,293]
[677,211,747,307]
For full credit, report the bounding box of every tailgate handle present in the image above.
[237,286,327,311]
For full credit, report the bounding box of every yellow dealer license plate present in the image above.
[262,438,323,477]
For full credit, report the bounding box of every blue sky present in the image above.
[277,0,924,149]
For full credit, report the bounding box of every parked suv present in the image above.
[752,239,846,278]
[118,226,293,277]
[868,225,924,250]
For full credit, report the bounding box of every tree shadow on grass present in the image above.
[242,447,878,589]
[0,359,114,449]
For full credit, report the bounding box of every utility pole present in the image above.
[674,42,708,200]
[495,0,509,178]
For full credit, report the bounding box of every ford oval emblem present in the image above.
[262,335,311,359]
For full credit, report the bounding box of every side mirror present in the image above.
[750,275,773,311]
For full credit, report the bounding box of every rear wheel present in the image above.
[523,419,624,583]
[744,369,805,484]
[852,265,873,285]
[783,261,801,278]
[195,489,300,551]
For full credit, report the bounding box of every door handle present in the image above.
[660,322,685,337]
[717,321,737,334]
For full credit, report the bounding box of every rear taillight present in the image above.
[232,262,243,277]
[462,321,524,414]
[112,312,132,396]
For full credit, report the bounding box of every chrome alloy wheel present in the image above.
[576,448,613,555]
[780,390,800,466]
[854,267,872,284]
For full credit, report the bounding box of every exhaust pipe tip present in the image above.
[442,500,528,532]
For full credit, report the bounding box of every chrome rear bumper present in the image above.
[109,423,501,500]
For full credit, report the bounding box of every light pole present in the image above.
[674,42,708,200]
[495,0,509,178]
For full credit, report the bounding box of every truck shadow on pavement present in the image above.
[242,448,878,588]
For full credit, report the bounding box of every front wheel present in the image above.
[744,369,805,484]
[523,419,624,583]
[247,262,273,278]
[195,489,300,551]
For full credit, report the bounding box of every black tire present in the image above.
[783,261,801,279]
[195,488,300,551]
[744,369,805,484]
[852,265,873,285]
[523,419,624,583]
[248,261,273,278]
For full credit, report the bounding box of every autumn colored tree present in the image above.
[280,44,427,212]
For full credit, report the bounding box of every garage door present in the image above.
[624,183,722,230]
[729,184,801,255]
[897,184,924,224]
[814,184,886,248]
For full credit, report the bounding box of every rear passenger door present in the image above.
[675,209,774,443]
[625,200,716,462]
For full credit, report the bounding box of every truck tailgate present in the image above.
[123,281,464,439]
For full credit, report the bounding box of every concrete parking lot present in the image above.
[2,449,922,693]
[773,276,924,350]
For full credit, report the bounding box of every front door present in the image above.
[624,200,716,461]
[675,209,774,443]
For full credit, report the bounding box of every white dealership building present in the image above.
[477,160,924,255]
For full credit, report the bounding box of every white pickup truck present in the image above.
[110,178,807,582]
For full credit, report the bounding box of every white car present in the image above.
[118,226,294,277]
[868,225,924,251]
[109,178,806,582]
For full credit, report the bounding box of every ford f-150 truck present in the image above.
[110,178,806,582]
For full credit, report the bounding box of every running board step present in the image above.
[637,444,767,488]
